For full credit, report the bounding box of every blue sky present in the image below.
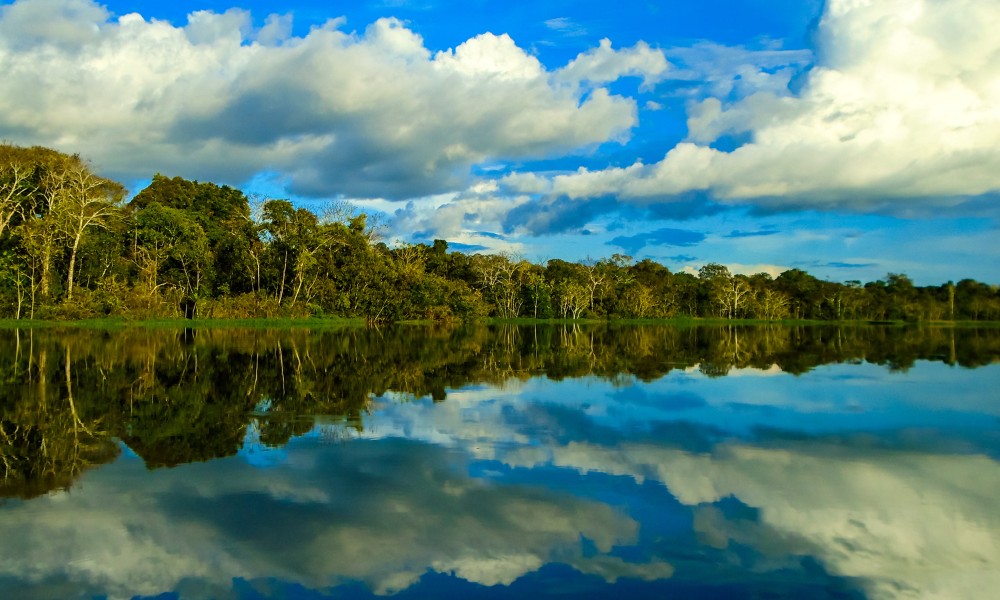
[1,0,997,284]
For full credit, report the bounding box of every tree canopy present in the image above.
[1,144,998,323]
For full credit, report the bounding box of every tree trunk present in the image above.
[66,234,82,301]
[278,250,288,304]
[41,241,52,300]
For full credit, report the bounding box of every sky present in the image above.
[0,0,998,284]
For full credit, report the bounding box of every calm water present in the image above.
[1,324,998,599]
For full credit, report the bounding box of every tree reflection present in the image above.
[1,323,998,497]
[0,331,119,498]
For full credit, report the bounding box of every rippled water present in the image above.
[1,325,998,599]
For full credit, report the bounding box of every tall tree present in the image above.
[698,263,732,317]
[0,144,39,240]
[50,161,125,300]
[472,253,524,319]
[8,148,125,302]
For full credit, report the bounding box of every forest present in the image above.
[1,143,998,323]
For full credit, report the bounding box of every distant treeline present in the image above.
[1,143,998,322]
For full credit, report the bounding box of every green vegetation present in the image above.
[2,143,998,323]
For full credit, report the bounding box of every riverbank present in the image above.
[2,316,998,330]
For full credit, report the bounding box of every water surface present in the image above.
[1,325,998,599]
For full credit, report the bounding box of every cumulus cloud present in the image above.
[385,188,530,252]
[0,0,109,50]
[502,196,612,236]
[664,41,813,101]
[0,0,639,198]
[557,38,669,88]
[517,0,1000,213]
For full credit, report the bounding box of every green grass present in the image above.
[486,317,851,326]
[1,315,997,330]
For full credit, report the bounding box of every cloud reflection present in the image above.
[0,437,670,599]
[357,365,1000,599]
[588,442,1000,600]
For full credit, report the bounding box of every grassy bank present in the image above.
[1,316,998,330]
[0,316,366,330]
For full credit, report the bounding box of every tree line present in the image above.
[1,143,998,322]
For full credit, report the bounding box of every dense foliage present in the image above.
[1,144,998,322]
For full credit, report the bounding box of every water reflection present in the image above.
[1,324,999,598]
[0,437,677,599]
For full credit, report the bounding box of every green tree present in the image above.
[775,269,824,319]
[130,175,256,297]
[698,263,732,317]
[130,202,211,315]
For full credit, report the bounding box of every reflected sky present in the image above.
[2,357,999,599]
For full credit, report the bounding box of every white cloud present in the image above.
[664,42,812,100]
[0,0,638,198]
[255,12,293,46]
[386,188,530,252]
[521,0,1000,212]
[557,38,669,88]
[0,0,109,50]
[435,32,543,80]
